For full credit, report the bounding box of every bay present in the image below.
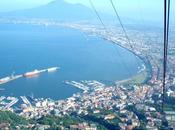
[0,23,141,99]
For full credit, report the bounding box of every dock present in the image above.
[64,80,106,92]
[0,66,59,85]
[65,81,89,91]
[4,98,19,109]
[0,75,22,85]
[20,96,32,107]
[38,69,47,73]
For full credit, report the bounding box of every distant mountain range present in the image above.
[0,0,148,25]
[0,0,96,21]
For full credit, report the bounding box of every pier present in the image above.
[0,75,22,85]
[64,80,106,92]
[0,66,59,85]
[20,96,32,107]
[4,98,19,109]
[65,81,89,91]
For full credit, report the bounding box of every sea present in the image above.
[0,23,142,100]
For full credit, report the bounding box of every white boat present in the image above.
[47,67,59,72]
[0,77,11,84]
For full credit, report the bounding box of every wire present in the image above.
[109,0,134,50]
[162,0,170,112]
[88,0,133,77]
[89,0,107,31]
[109,0,143,75]
[166,0,170,53]
[162,0,166,110]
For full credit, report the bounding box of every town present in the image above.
[0,18,175,129]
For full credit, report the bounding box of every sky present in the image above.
[0,0,174,24]
[0,0,53,12]
[0,0,164,14]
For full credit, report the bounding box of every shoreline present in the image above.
[61,22,153,85]
[0,21,153,99]
[95,36,152,85]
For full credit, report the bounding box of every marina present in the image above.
[65,81,89,91]
[0,96,19,110]
[64,80,106,92]
[20,96,32,107]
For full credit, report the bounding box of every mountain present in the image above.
[0,0,95,21]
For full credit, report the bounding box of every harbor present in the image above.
[64,80,105,92]
[0,80,107,111]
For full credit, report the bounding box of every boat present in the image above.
[0,77,11,84]
[23,70,40,77]
[47,67,59,72]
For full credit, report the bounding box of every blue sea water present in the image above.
[0,23,141,99]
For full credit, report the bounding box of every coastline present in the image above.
[100,37,152,85]
[0,21,153,94]
[0,20,152,85]
[61,22,153,85]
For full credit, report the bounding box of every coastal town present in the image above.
[1,79,175,129]
[0,19,175,129]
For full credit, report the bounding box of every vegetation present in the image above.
[126,105,147,129]
[0,111,29,129]
[80,114,120,130]
[126,105,147,122]
[37,114,108,130]
[131,71,148,85]
[0,110,114,130]
[119,70,148,86]
[37,115,81,128]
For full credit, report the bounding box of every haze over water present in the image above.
[0,23,142,99]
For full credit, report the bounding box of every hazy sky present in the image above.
[0,0,174,23]
[0,0,53,12]
[0,0,164,13]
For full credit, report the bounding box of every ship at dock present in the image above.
[23,70,40,77]
[0,77,11,84]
